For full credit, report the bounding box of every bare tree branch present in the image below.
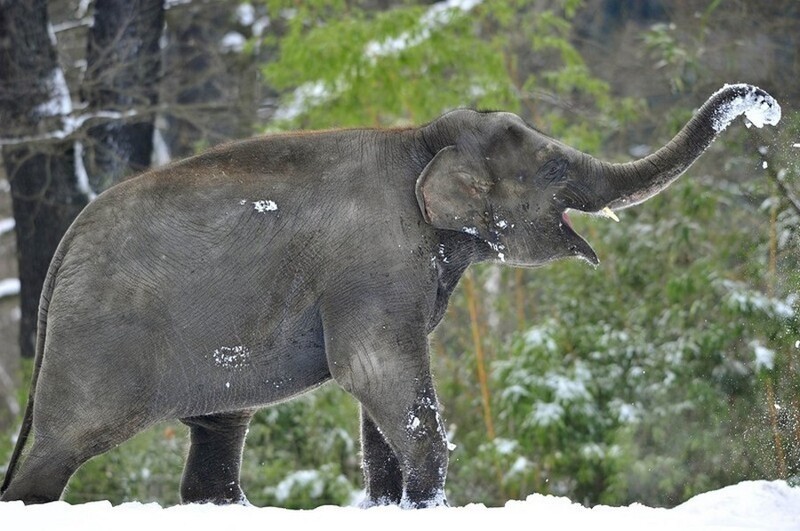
[0,110,138,146]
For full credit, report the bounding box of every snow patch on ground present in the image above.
[0,481,796,530]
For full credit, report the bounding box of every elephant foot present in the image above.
[359,495,399,509]
[399,489,448,509]
[182,482,250,506]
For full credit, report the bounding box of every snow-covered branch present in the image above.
[0,109,138,146]
[52,17,94,34]
[274,0,483,122]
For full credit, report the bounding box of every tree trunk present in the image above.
[0,0,87,360]
[0,0,165,364]
[81,0,164,192]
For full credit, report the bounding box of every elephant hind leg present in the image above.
[1,415,152,504]
[0,438,80,503]
[179,410,254,505]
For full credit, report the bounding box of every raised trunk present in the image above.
[577,84,780,212]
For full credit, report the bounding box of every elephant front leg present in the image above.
[360,408,403,507]
[325,314,448,508]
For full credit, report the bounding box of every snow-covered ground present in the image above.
[1,480,797,530]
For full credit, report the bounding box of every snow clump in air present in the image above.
[711,84,781,133]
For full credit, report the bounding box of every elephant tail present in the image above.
[1,239,68,495]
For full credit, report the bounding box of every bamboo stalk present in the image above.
[464,271,496,440]
[765,376,787,478]
[514,268,527,330]
[766,185,787,478]
[464,270,512,500]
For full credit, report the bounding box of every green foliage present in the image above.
[261,0,642,151]
[240,384,361,508]
[65,424,188,505]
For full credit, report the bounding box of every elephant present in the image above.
[0,83,780,507]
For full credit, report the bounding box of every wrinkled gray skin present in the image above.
[1,84,780,507]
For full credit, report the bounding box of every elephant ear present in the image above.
[415,146,493,239]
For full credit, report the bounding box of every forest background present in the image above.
[0,0,798,509]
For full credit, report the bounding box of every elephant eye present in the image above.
[536,158,568,183]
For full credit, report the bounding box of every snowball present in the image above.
[711,84,781,133]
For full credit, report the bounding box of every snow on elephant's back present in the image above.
[711,83,782,132]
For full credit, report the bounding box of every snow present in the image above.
[524,324,558,352]
[0,480,796,530]
[0,218,14,235]
[752,341,775,371]
[710,84,781,133]
[528,401,564,426]
[364,0,482,60]
[0,278,20,298]
[73,141,96,200]
[35,68,72,119]
[272,470,325,502]
[274,82,329,122]
[721,279,794,320]
[253,200,278,213]
[151,133,170,167]
[236,3,255,26]
[211,345,251,369]
[274,0,482,121]
[221,32,246,53]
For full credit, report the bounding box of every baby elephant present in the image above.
[0,84,780,507]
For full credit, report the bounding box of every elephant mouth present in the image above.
[561,211,574,229]
[560,210,600,266]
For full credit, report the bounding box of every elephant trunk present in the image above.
[569,84,781,213]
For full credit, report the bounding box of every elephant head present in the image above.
[416,84,781,267]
